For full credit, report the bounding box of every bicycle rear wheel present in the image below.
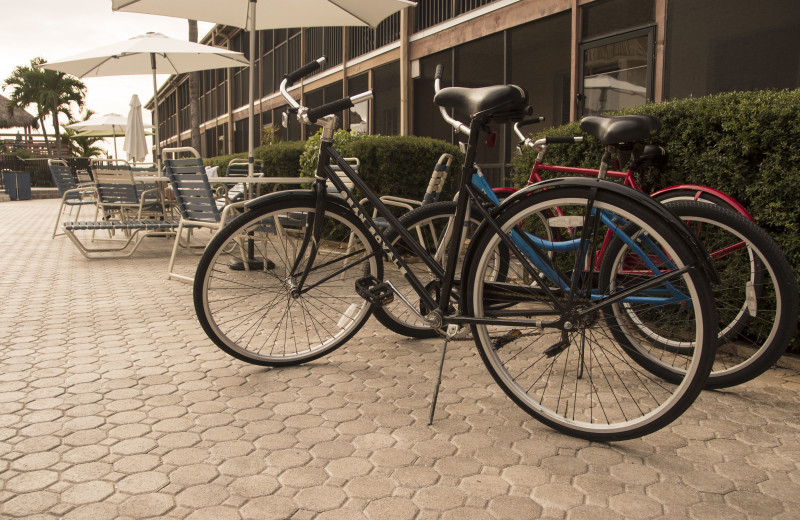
[602,201,797,388]
[194,193,381,366]
[462,186,717,441]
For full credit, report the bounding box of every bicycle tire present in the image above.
[462,186,717,441]
[193,193,382,366]
[371,201,489,338]
[652,188,750,219]
[601,200,798,388]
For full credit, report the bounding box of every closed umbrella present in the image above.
[112,0,416,175]
[124,95,148,163]
[40,32,248,169]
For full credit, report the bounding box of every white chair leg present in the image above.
[52,199,67,238]
[168,222,194,283]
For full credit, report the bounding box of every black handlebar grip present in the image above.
[545,136,579,144]
[435,64,443,80]
[519,117,545,127]
[285,57,326,87]
[305,97,355,122]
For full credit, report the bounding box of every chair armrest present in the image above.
[378,196,420,213]
[218,200,248,222]
[63,186,97,199]
[137,187,163,204]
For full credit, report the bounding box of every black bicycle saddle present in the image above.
[580,115,661,145]
[434,85,529,122]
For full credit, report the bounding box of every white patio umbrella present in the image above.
[124,95,149,163]
[66,111,154,159]
[112,0,416,175]
[40,32,248,169]
[66,113,129,158]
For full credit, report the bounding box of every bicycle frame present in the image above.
[469,170,689,306]
[297,123,696,332]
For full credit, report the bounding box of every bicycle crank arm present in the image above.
[382,280,444,327]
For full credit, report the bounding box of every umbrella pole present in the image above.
[113,128,118,160]
[151,53,161,172]
[248,0,257,176]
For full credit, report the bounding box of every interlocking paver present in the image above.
[2,199,800,519]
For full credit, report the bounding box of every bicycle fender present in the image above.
[489,177,719,284]
[651,185,754,221]
[245,189,309,210]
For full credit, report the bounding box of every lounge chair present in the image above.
[62,218,185,259]
[91,159,165,222]
[48,159,97,238]
[215,158,265,204]
[60,160,176,259]
[163,147,247,282]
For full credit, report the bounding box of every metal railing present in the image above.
[0,155,90,188]
[414,0,499,31]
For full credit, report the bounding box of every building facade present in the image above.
[152,0,800,185]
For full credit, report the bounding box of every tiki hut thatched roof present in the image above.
[0,94,39,130]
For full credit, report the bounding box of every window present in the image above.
[373,62,401,136]
[414,51,453,142]
[234,119,246,153]
[509,12,571,127]
[665,0,800,99]
[348,73,370,134]
[579,28,654,116]
[455,33,504,168]
[231,32,249,109]
[178,81,190,133]
[582,0,655,40]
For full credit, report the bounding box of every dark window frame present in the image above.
[578,25,656,117]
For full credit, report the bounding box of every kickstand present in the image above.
[429,324,458,425]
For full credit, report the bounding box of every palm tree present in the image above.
[61,109,105,158]
[4,57,87,158]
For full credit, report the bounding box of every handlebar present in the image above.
[518,117,546,128]
[513,120,583,150]
[285,56,327,87]
[280,56,373,124]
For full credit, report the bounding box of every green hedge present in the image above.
[299,130,463,207]
[513,89,800,352]
[205,133,463,205]
[204,140,305,176]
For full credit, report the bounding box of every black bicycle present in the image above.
[193,57,719,441]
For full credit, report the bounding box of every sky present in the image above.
[1,0,215,161]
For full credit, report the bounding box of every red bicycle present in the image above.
[372,85,796,389]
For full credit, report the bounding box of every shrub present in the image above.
[256,140,305,176]
[513,89,800,352]
[204,141,305,176]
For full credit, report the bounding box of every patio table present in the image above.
[211,176,308,200]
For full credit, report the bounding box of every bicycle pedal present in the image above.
[355,275,394,306]
[493,329,521,350]
[544,339,570,358]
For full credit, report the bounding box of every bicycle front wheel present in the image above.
[194,194,381,366]
[462,186,717,441]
